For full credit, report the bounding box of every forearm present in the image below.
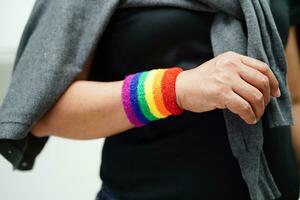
[291,103,300,168]
[286,26,300,101]
[31,80,134,140]
[31,51,282,140]
[286,26,300,168]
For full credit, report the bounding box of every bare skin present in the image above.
[31,53,134,139]
[175,51,280,124]
[31,48,281,139]
[286,26,300,169]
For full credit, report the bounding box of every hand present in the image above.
[175,51,281,124]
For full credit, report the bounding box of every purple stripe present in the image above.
[121,74,144,127]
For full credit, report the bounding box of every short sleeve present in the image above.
[0,133,49,170]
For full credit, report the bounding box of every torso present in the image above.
[89,1,299,199]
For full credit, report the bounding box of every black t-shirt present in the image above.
[89,1,300,199]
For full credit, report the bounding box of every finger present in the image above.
[238,63,271,105]
[232,77,265,120]
[223,90,257,124]
[239,55,280,97]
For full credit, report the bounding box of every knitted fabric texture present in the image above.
[137,71,158,121]
[121,74,144,127]
[121,67,184,127]
[161,67,185,115]
[0,0,293,199]
[129,72,150,125]
[153,69,172,116]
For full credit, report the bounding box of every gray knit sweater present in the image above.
[0,0,294,199]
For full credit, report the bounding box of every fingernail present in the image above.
[276,88,281,97]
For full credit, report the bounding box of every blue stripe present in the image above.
[130,72,151,125]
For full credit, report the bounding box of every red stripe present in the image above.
[161,67,184,115]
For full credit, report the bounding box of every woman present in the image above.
[1,0,300,200]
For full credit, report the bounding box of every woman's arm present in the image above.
[286,26,300,102]
[31,53,134,140]
[286,26,300,167]
[31,49,280,140]
[31,80,134,140]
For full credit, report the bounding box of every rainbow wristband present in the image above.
[121,67,184,127]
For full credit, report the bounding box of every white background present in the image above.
[0,1,104,200]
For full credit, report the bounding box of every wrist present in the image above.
[121,67,184,127]
[161,67,184,115]
[175,69,186,110]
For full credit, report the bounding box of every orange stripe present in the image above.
[153,69,172,117]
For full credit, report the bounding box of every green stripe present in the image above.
[137,71,158,121]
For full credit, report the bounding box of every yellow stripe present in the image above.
[144,69,165,118]
[153,69,171,117]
